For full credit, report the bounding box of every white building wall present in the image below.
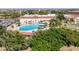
[20,17,52,25]
[19,14,56,25]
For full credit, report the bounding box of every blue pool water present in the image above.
[18,24,45,32]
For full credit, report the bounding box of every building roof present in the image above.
[20,14,56,18]
[68,11,79,14]
[68,11,79,12]
[21,32,32,36]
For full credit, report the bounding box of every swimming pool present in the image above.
[18,24,45,32]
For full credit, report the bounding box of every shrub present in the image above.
[0,26,28,51]
[27,28,79,51]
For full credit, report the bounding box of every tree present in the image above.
[4,31,28,51]
[38,10,49,15]
[16,19,20,26]
[27,28,79,51]
[49,14,65,28]
[56,14,65,21]
[27,28,65,51]
[0,26,29,51]
[49,18,62,28]
[0,26,6,35]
